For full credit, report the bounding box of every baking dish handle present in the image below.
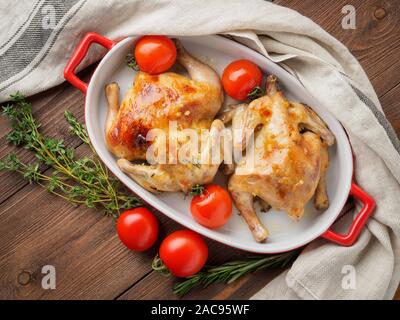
[64,32,116,94]
[322,183,375,246]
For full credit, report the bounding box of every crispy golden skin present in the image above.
[105,41,224,193]
[106,72,221,160]
[223,75,335,242]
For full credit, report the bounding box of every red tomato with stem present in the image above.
[117,207,158,252]
[134,35,177,74]
[159,230,208,277]
[222,59,262,100]
[190,184,232,229]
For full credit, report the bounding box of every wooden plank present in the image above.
[274,0,400,98]
[0,145,152,299]
[118,266,283,300]
[0,70,93,204]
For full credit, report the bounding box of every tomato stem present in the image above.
[125,53,139,71]
[189,184,205,196]
[152,254,171,276]
[247,86,263,101]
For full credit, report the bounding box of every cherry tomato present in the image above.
[116,207,158,251]
[222,59,262,100]
[159,230,208,277]
[190,185,232,229]
[134,35,177,74]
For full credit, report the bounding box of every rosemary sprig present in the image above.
[172,250,300,297]
[125,53,139,71]
[0,93,141,219]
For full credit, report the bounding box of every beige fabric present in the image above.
[1,0,399,299]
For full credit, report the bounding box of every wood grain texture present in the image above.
[118,267,283,300]
[0,141,157,299]
[0,71,90,204]
[0,0,399,300]
[274,0,400,98]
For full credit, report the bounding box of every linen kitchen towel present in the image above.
[1,0,399,299]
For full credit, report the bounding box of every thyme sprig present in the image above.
[172,250,300,297]
[0,93,141,219]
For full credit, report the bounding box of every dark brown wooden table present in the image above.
[0,0,399,299]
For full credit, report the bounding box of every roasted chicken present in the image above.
[220,75,335,242]
[104,41,224,193]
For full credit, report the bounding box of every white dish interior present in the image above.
[85,35,353,253]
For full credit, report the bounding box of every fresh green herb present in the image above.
[0,93,141,219]
[125,53,139,71]
[247,86,263,101]
[190,184,205,196]
[172,250,300,297]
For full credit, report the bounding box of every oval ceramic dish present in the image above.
[64,33,375,253]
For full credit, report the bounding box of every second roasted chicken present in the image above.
[220,75,335,242]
